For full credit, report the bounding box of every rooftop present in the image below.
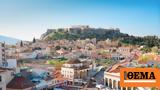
[0,67,14,73]
[66,58,81,64]
[108,65,124,73]
[7,75,35,89]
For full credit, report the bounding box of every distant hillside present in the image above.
[41,25,129,41]
[41,25,160,48]
[0,35,20,45]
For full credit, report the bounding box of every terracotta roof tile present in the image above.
[108,65,124,73]
[7,76,35,89]
[0,68,13,73]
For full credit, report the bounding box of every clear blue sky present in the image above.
[0,0,159,40]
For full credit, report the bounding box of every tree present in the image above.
[20,40,23,47]
[151,87,158,90]
[151,46,158,53]
[33,37,36,43]
[141,47,151,53]
[55,46,61,50]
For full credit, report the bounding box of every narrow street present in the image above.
[94,70,105,84]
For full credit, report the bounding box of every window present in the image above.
[2,49,5,52]
[11,72,15,76]
[0,76,2,82]
[2,43,5,47]
[52,81,55,84]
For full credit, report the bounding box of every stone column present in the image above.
[104,78,106,86]
[131,87,134,90]
[126,87,128,90]
[112,80,114,89]
[116,81,119,90]
[108,78,110,88]
[72,79,75,86]
[121,87,123,90]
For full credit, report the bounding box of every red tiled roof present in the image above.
[0,68,13,73]
[155,55,160,61]
[107,65,124,73]
[54,70,62,78]
[54,70,67,81]
[138,60,147,64]
[7,76,35,89]
[0,67,14,70]
[0,70,5,73]
[109,67,121,73]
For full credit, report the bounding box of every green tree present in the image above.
[151,87,157,90]
[20,40,23,47]
[55,46,61,50]
[151,46,158,53]
[33,37,36,43]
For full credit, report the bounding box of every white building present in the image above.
[61,59,89,86]
[104,62,151,90]
[0,68,15,90]
[117,47,131,58]
[104,65,122,90]
[0,42,7,67]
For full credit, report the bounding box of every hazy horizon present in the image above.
[0,0,159,40]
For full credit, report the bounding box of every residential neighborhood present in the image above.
[0,0,159,90]
[1,26,160,90]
